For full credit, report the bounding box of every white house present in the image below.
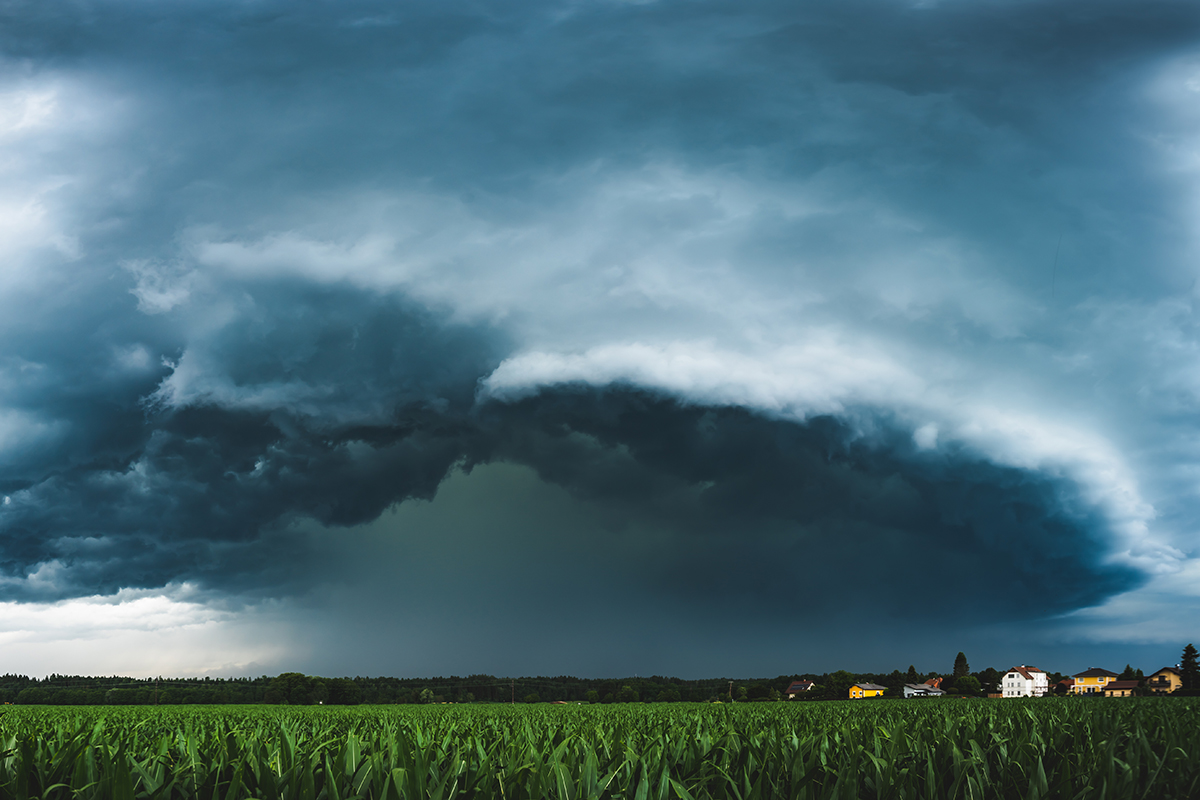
[903,683,945,698]
[784,680,815,699]
[1001,665,1049,697]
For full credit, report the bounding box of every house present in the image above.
[1146,667,1182,695]
[1103,680,1139,697]
[784,680,815,698]
[923,677,943,689]
[903,683,945,698]
[1000,666,1049,697]
[849,683,886,699]
[1071,667,1119,695]
[1055,678,1075,695]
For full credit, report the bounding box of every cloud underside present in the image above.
[0,289,1137,625]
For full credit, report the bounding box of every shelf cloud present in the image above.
[1,0,1198,675]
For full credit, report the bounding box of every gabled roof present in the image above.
[1073,667,1119,679]
[1006,666,1045,681]
[853,683,887,691]
[1104,681,1139,691]
[904,683,944,694]
[785,681,814,692]
[1150,666,1181,677]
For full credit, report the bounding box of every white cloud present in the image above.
[483,338,1176,575]
[913,423,938,449]
[1046,560,1200,645]
[0,584,299,678]
[123,259,197,314]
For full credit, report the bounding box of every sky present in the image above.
[1,0,1199,680]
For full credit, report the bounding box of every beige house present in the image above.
[1146,667,1182,695]
[1102,680,1139,697]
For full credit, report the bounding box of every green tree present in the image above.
[953,652,969,678]
[905,665,919,683]
[327,678,361,705]
[655,686,681,703]
[746,683,771,701]
[585,690,600,704]
[616,686,639,703]
[955,675,981,695]
[418,688,435,704]
[1119,664,1137,681]
[825,671,855,700]
[1181,643,1199,691]
[523,693,540,703]
[267,673,321,705]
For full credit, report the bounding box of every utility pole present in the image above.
[154,676,159,706]
[728,681,733,702]
[511,680,515,704]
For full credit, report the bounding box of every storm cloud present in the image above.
[1,0,1198,675]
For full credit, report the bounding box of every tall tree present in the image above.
[953,652,969,678]
[906,665,919,683]
[1181,643,1199,691]
[1119,664,1136,681]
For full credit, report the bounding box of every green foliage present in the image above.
[953,652,970,678]
[1182,643,1199,692]
[976,668,1001,694]
[823,671,855,700]
[0,700,1198,799]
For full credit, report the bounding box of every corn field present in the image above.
[1,698,1197,800]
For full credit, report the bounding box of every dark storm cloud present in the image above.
[0,294,1139,623]
[0,0,1194,666]
[0,284,503,597]
[481,387,1141,621]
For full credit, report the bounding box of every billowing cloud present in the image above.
[0,0,1198,675]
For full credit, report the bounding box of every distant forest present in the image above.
[0,664,1038,705]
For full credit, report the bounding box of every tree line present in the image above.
[1,645,1195,705]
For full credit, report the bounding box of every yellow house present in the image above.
[1071,667,1118,694]
[1146,667,1182,695]
[849,683,886,699]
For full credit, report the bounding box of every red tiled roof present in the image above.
[1007,666,1045,681]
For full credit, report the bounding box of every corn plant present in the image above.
[0,698,1197,799]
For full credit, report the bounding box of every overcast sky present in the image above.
[1,0,1198,680]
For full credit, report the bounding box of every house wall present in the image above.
[1001,671,1047,697]
[1146,671,1182,694]
[1072,676,1114,694]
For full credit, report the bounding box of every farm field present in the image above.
[1,699,1198,800]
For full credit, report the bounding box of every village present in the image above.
[784,663,1191,700]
